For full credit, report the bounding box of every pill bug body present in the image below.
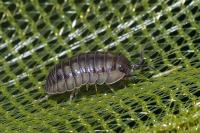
[45,52,141,99]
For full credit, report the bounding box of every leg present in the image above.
[69,89,79,102]
[34,95,49,103]
[74,88,79,96]
[69,90,75,102]
[86,84,89,91]
[108,85,115,93]
[95,84,98,93]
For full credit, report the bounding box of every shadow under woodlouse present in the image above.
[48,83,123,103]
[47,75,149,104]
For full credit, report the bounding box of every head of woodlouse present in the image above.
[116,55,132,77]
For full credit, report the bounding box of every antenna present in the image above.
[131,50,145,70]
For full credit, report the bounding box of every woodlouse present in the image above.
[45,52,144,100]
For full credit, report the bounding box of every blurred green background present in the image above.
[0,0,200,132]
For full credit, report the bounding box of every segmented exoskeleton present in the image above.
[45,52,143,100]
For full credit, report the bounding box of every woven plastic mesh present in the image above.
[0,0,200,132]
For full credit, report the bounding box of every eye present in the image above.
[119,66,124,72]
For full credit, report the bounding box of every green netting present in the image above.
[0,0,200,132]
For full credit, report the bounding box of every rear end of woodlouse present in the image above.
[45,52,144,100]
